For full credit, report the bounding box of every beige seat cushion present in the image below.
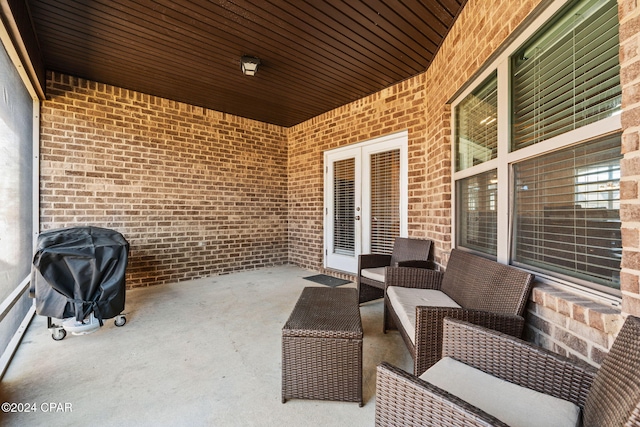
[361,267,385,282]
[386,286,461,344]
[420,357,581,427]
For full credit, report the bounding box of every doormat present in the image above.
[303,274,351,288]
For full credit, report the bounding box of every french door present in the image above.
[324,131,408,273]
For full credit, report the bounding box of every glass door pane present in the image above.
[333,158,355,256]
[370,150,400,254]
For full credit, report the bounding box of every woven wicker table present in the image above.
[282,287,363,406]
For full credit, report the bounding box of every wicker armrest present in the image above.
[413,307,525,375]
[359,253,392,269]
[384,267,444,290]
[442,318,597,407]
[396,260,432,269]
[375,362,508,427]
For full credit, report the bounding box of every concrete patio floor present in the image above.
[0,265,412,426]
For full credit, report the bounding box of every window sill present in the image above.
[530,281,622,335]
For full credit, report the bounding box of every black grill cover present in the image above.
[32,226,129,323]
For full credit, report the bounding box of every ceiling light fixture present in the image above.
[241,56,261,76]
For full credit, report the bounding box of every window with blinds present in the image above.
[511,0,621,151]
[513,134,622,289]
[333,158,355,255]
[455,72,498,171]
[457,170,498,255]
[452,0,622,294]
[370,150,400,254]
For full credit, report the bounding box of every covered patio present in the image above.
[2,0,640,425]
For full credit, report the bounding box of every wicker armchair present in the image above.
[357,237,432,305]
[376,316,640,427]
[383,248,533,375]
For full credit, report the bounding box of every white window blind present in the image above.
[457,170,498,256]
[512,0,621,150]
[370,150,400,254]
[455,72,498,171]
[333,158,355,255]
[513,134,622,289]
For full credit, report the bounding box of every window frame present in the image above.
[451,0,622,303]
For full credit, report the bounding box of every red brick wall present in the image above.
[40,73,288,288]
[619,0,640,317]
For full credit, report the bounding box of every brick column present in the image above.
[619,0,640,316]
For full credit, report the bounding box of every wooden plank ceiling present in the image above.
[27,0,467,127]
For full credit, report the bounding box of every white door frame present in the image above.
[323,130,408,273]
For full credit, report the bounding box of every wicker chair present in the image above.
[357,237,432,305]
[376,316,640,427]
[383,248,533,375]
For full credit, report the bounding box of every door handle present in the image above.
[354,215,360,220]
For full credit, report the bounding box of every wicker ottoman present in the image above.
[282,287,363,406]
